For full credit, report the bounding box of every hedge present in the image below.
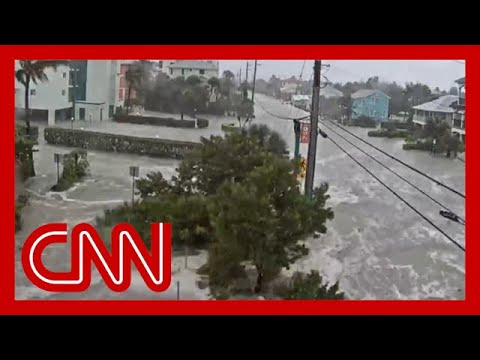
[113,114,197,128]
[402,141,432,151]
[44,127,201,159]
[381,121,412,131]
[368,130,409,138]
[197,118,209,128]
[16,124,39,142]
[221,123,239,133]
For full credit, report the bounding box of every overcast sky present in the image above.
[220,60,465,91]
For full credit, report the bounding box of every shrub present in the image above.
[113,114,196,128]
[51,150,89,192]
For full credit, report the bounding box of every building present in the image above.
[118,62,137,107]
[15,61,73,125]
[351,89,390,122]
[71,60,123,123]
[291,94,311,110]
[167,60,219,79]
[16,60,124,125]
[321,85,343,99]
[451,77,465,142]
[412,95,458,129]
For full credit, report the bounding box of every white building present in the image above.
[412,95,458,128]
[167,60,219,79]
[15,61,73,125]
[74,60,123,123]
[15,60,124,126]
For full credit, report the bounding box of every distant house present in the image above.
[451,77,465,143]
[351,89,390,122]
[321,85,343,99]
[412,95,458,128]
[291,94,310,110]
[168,60,219,80]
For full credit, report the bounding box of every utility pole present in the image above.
[251,60,258,103]
[304,60,321,198]
[245,61,249,86]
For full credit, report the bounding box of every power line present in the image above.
[326,120,466,199]
[320,121,465,225]
[257,100,309,121]
[324,134,465,252]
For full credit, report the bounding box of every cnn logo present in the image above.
[21,222,172,293]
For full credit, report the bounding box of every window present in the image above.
[199,69,205,75]
[63,72,67,78]
[30,89,36,96]
[158,61,163,68]
[62,90,66,96]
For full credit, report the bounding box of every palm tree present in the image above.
[124,62,146,114]
[15,60,67,177]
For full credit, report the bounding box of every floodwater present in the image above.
[15,94,465,300]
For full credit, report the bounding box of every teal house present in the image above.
[351,89,390,122]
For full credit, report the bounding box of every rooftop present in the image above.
[455,76,465,85]
[169,60,219,70]
[412,95,458,113]
[322,85,344,99]
[351,89,390,100]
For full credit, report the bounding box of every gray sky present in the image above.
[220,60,465,91]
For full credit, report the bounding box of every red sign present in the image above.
[300,123,311,143]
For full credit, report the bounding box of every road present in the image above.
[15,93,465,300]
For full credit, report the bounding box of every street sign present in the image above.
[54,153,63,164]
[300,123,310,143]
[129,166,139,178]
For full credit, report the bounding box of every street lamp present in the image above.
[129,165,140,205]
[70,117,74,129]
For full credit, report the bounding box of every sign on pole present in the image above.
[297,157,307,182]
[300,123,311,143]
[54,153,63,164]
[129,166,139,178]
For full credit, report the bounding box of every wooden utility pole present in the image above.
[251,60,258,103]
[245,61,249,85]
[304,60,321,197]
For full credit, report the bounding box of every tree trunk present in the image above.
[254,265,264,294]
[126,85,132,114]
[24,76,35,177]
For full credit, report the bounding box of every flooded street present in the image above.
[15,94,465,300]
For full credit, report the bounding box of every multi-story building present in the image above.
[15,60,124,125]
[351,89,390,122]
[70,60,123,123]
[167,60,219,79]
[412,95,458,128]
[15,61,73,125]
[451,77,465,143]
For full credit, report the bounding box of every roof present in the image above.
[169,60,219,71]
[292,94,310,102]
[412,95,458,113]
[351,89,390,100]
[322,85,344,99]
[455,77,465,85]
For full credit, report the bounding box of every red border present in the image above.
[1,45,476,315]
